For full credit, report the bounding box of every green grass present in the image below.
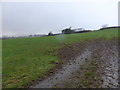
[2,28,118,88]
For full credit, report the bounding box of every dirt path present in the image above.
[30,38,118,88]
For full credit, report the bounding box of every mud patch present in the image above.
[30,38,118,88]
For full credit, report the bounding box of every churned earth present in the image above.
[30,38,118,88]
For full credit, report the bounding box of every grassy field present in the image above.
[2,28,118,88]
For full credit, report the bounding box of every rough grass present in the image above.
[64,60,100,88]
[2,28,118,88]
[76,61,100,88]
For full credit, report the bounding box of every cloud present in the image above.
[2,1,118,36]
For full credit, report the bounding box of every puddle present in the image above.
[30,50,93,88]
[30,39,118,88]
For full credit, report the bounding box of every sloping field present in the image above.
[31,38,118,88]
[2,28,118,88]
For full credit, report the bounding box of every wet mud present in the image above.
[30,38,118,88]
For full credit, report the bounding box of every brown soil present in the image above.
[30,38,118,88]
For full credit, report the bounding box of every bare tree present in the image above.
[48,32,53,36]
[102,24,108,28]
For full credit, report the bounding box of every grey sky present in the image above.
[1,0,119,36]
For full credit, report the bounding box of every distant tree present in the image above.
[69,27,72,30]
[75,28,85,32]
[29,35,33,37]
[48,32,53,36]
[102,24,108,28]
[62,27,75,34]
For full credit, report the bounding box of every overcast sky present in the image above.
[1,0,119,36]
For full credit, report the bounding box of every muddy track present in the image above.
[30,38,118,88]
